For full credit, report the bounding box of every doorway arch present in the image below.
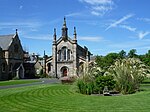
[61,66,68,77]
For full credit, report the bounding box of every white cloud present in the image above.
[23,35,52,40]
[0,21,41,29]
[19,5,23,10]
[120,25,136,32]
[79,0,114,16]
[79,36,103,42]
[91,11,101,16]
[92,5,112,11]
[138,31,150,39]
[105,14,134,31]
[137,18,150,23]
[79,0,113,5]
[65,12,82,17]
[24,35,103,42]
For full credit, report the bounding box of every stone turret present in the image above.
[62,17,68,40]
[52,28,57,77]
[73,27,77,43]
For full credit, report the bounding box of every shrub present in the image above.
[95,75,116,94]
[76,79,94,95]
[109,58,149,94]
[76,62,116,95]
[60,76,77,84]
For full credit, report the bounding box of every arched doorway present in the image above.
[61,66,68,77]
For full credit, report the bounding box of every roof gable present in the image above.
[56,36,76,45]
[0,34,15,50]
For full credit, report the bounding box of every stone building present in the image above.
[46,18,91,78]
[0,30,24,80]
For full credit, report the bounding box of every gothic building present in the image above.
[46,18,91,78]
[0,30,24,80]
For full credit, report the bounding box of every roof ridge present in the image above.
[0,34,15,37]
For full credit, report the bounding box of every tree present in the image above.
[138,50,150,67]
[148,50,150,55]
[95,53,119,70]
[118,50,126,59]
[128,49,137,58]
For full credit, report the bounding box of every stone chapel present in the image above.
[0,30,24,80]
[46,18,92,78]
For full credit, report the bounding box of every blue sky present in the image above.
[0,0,150,56]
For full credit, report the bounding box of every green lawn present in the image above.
[0,80,40,86]
[142,78,150,84]
[0,84,150,112]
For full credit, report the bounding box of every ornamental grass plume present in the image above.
[109,58,149,94]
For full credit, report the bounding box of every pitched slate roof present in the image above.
[0,34,15,50]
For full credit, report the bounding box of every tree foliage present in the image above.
[139,50,150,67]
[95,53,119,70]
[128,49,137,58]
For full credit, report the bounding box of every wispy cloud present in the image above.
[109,39,150,49]
[105,14,134,30]
[19,5,23,10]
[79,36,103,42]
[137,18,150,23]
[79,0,115,16]
[120,25,136,32]
[65,12,82,17]
[23,34,52,40]
[0,21,42,30]
[24,35,103,42]
[138,31,150,39]
[79,0,113,5]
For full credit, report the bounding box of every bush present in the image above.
[60,76,77,84]
[76,79,94,95]
[109,58,149,94]
[95,75,116,94]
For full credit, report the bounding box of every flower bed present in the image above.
[59,76,76,84]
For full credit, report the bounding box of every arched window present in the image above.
[61,47,67,61]
[58,50,61,61]
[59,47,72,61]
[68,49,71,60]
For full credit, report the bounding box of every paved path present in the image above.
[0,78,61,89]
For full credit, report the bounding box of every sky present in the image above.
[0,0,150,56]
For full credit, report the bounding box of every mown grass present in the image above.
[142,78,150,84]
[0,80,40,86]
[0,83,150,112]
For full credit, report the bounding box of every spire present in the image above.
[63,17,66,28]
[44,50,46,57]
[73,27,77,40]
[62,17,68,39]
[53,28,56,41]
[16,29,18,35]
